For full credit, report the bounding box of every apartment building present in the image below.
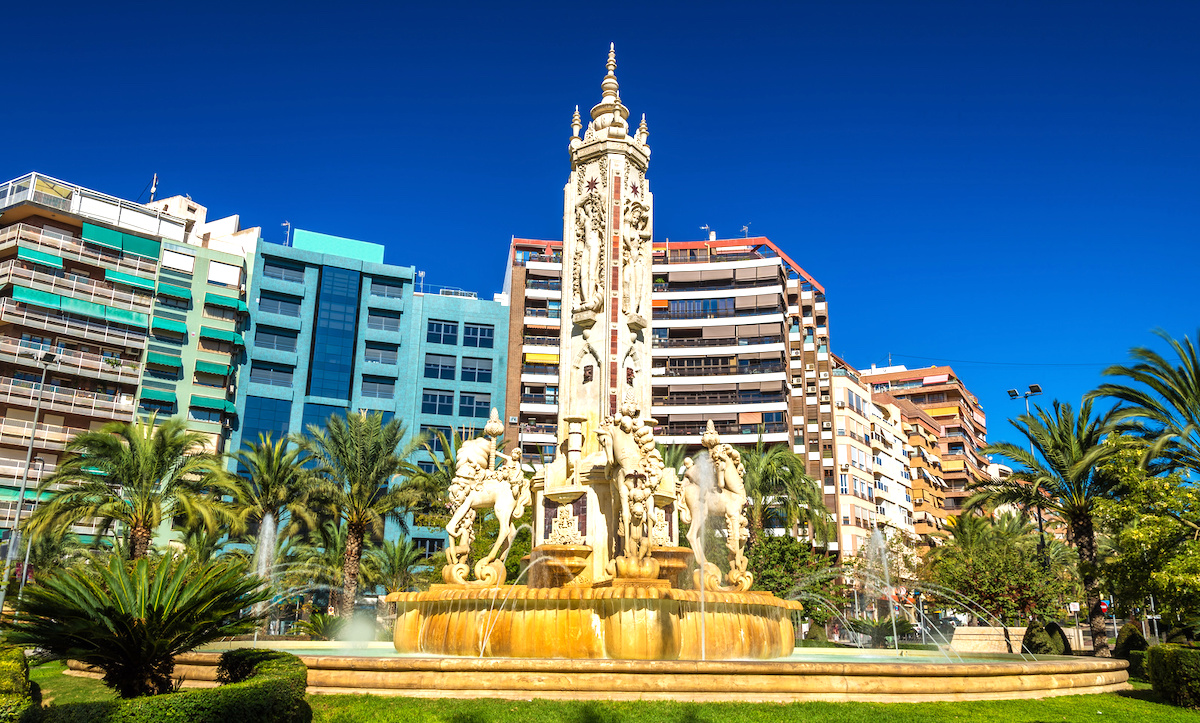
[878,394,950,542]
[232,229,507,552]
[0,173,184,530]
[861,365,986,514]
[828,357,915,555]
[502,236,834,475]
[139,195,258,454]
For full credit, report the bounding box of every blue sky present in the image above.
[3,1,1197,446]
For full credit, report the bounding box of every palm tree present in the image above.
[9,555,267,697]
[220,434,319,575]
[1093,329,1200,477]
[362,537,424,594]
[971,399,1120,656]
[656,443,689,476]
[936,511,995,553]
[739,436,830,546]
[300,411,416,617]
[397,428,453,524]
[29,416,231,559]
[285,519,350,612]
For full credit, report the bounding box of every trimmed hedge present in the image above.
[803,624,828,643]
[0,648,37,722]
[1044,622,1072,655]
[1128,649,1147,680]
[1114,622,1149,660]
[41,649,310,723]
[1147,644,1200,709]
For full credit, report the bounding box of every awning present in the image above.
[152,317,188,335]
[145,352,182,368]
[140,388,177,404]
[190,395,235,413]
[105,306,148,329]
[739,411,763,424]
[156,283,192,300]
[105,269,155,291]
[199,326,245,346]
[83,223,122,251]
[922,374,949,385]
[195,360,231,376]
[205,293,249,313]
[524,353,559,364]
[11,285,60,310]
[17,247,63,269]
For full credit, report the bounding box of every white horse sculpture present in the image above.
[678,421,753,591]
[444,411,531,586]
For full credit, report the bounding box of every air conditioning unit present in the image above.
[822,421,832,429]
[835,401,846,408]
[819,371,829,379]
[805,364,814,371]
[840,464,850,471]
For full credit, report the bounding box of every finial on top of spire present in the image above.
[571,105,581,137]
[601,42,620,103]
[636,113,648,143]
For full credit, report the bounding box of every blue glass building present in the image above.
[231,229,508,554]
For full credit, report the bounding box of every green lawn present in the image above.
[25,663,1198,722]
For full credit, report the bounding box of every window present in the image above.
[242,396,292,444]
[370,280,405,298]
[426,320,457,345]
[308,267,361,400]
[459,392,491,418]
[461,357,492,384]
[198,338,233,356]
[420,425,452,452]
[416,460,437,474]
[250,363,293,387]
[361,376,395,399]
[424,354,455,380]
[367,310,400,332]
[162,250,195,273]
[463,323,494,348]
[203,304,237,322]
[141,398,174,415]
[194,372,225,388]
[263,262,305,283]
[188,407,222,423]
[158,295,188,311]
[259,293,301,317]
[208,260,242,288]
[255,327,297,352]
[365,343,398,365]
[422,390,454,415]
[302,403,346,432]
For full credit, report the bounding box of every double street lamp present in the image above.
[0,349,57,613]
[1006,384,1048,567]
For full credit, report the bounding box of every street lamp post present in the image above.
[1006,384,1047,568]
[0,350,56,614]
[14,457,44,619]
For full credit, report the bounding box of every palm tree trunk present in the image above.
[130,525,153,560]
[1074,516,1110,657]
[341,524,364,618]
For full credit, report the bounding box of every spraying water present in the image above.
[691,451,717,662]
[865,530,900,651]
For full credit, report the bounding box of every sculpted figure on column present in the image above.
[573,192,605,315]
[621,198,650,322]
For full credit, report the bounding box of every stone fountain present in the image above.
[387,44,799,660]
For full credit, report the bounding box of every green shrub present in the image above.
[40,649,309,723]
[898,643,941,651]
[0,647,36,722]
[1021,621,1055,655]
[1114,622,1149,660]
[803,623,827,643]
[794,640,841,648]
[1045,621,1073,655]
[1147,644,1200,709]
[1128,649,1148,680]
[292,614,345,642]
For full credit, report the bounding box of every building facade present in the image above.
[861,365,986,515]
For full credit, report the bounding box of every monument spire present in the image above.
[590,43,629,131]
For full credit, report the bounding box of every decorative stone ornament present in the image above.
[679,421,754,592]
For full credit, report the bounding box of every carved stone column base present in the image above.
[614,555,660,580]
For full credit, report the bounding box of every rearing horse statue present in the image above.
[595,396,666,563]
[678,420,753,591]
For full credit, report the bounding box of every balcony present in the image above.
[522,335,560,348]
[659,421,788,437]
[0,223,158,277]
[525,279,561,291]
[514,252,563,265]
[653,307,782,321]
[0,173,186,242]
[0,299,147,349]
[652,277,781,293]
[521,364,559,377]
[660,362,785,378]
[517,423,559,436]
[0,261,153,314]
[652,391,787,407]
[523,308,561,319]
[651,334,782,349]
[520,394,559,405]
[0,376,135,419]
[0,418,88,451]
[0,336,141,385]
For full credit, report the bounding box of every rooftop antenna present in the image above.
[741,222,751,238]
[418,270,426,293]
[149,173,158,202]
[281,221,292,246]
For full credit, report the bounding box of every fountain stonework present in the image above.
[386,45,800,661]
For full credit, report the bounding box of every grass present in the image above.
[24,663,1198,722]
[28,661,115,706]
